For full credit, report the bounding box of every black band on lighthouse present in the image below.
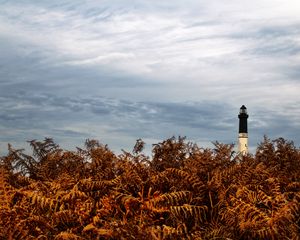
[238,105,248,133]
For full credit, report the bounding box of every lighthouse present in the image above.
[238,105,249,154]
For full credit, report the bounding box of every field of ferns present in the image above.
[0,136,299,239]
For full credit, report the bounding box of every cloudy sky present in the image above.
[0,0,300,154]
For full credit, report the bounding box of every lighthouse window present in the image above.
[240,109,247,114]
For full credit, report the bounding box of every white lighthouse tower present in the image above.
[238,105,249,154]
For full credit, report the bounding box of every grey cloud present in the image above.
[250,41,300,57]
[91,104,112,115]
[278,66,300,82]
[1,0,300,153]
[257,25,300,38]
[0,91,237,142]
[232,24,300,40]
[88,99,238,144]
[0,30,157,92]
[51,129,90,138]
[0,88,299,153]
[140,102,235,131]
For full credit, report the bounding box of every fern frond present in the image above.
[266,177,282,196]
[153,191,193,206]
[6,221,30,240]
[83,223,114,237]
[151,224,190,240]
[53,210,79,227]
[286,181,300,192]
[24,191,58,212]
[79,178,105,190]
[0,167,15,210]
[61,184,87,203]
[165,168,205,191]
[171,204,207,224]
[54,231,83,240]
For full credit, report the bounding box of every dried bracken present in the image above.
[0,136,299,239]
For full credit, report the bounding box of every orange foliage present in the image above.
[0,136,299,239]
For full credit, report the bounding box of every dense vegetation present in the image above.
[0,136,299,239]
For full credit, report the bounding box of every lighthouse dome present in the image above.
[240,105,247,114]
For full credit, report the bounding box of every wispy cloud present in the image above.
[0,0,300,153]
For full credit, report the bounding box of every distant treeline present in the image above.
[0,136,299,239]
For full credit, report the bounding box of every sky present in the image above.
[0,0,300,155]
